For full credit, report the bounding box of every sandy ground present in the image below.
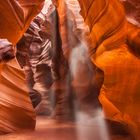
[0,116,133,140]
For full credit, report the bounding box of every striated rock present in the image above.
[54,0,103,120]
[121,0,140,26]
[0,0,44,134]
[1,0,140,137]
[78,0,140,138]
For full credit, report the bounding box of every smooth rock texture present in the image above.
[0,0,44,134]
[0,0,140,138]
[122,0,140,26]
[77,0,140,138]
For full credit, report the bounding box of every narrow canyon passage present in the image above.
[0,0,140,139]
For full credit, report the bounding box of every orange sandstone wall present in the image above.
[78,0,140,136]
[0,0,44,134]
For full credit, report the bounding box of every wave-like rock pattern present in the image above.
[77,0,140,137]
[0,0,44,134]
[122,0,140,26]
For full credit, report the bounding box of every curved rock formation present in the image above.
[0,0,44,134]
[78,0,140,137]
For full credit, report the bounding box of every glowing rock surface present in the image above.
[78,0,140,135]
[0,0,140,137]
[0,0,44,134]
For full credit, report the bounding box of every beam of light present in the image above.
[75,110,110,140]
[54,0,111,139]
[42,0,111,139]
[69,42,110,140]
